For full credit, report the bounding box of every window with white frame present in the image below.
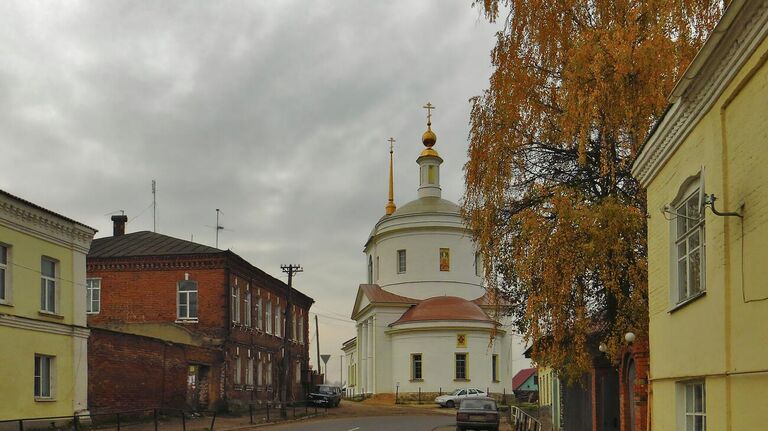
[367,255,373,284]
[455,353,468,380]
[177,280,198,320]
[275,304,282,337]
[295,361,301,383]
[231,286,240,324]
[34,354,54,399]
[86,278,101,314]
[397,249,406,273]
[300,314,305,343]
[234,353,242,385]
[292,309,297,341]
[40,258,57,313]
[256,296,263,330]
[244,290,252,327]
[266,301,272,334]
[492,354,499,382]
[683,381,706,431]
[257,357,263,386]
[246,356,254,386]
[674,188,705,303]
[411,353,422,380]
[0,244,8,303]
[474,252,482,277]
[266,357,273,386]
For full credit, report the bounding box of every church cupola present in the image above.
[417,102,443,199]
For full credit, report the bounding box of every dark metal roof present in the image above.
[1,189,96,231]
[89,231,223,258]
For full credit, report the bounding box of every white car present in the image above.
[435,388,488,408]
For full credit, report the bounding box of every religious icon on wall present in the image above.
[456,334,467,348]
[440,248,450,271]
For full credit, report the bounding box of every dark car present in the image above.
[307,384,342,407]
[455,397,500,431]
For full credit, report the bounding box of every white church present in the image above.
[342,104,530,397]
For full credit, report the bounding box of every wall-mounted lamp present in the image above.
[625,332,636,344]
[598,343,607,353]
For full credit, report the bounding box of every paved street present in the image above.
[260,415,455,431]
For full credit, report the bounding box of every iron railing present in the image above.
[510,405,542,431]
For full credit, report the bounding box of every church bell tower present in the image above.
[417,102,443,199]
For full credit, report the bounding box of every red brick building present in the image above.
[86,216,313,413]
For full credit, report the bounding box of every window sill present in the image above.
[453,378,470,382]
[0,301,13,307]
[175,319,199,324]
[38,311,64,319]
[410,379,424,382]
[86,311,99,315]
[492,380,500,383]
[35,397,56,402]
[669,291,706,314]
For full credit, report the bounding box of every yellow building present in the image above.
[632,1,768,429]
[0,190,96,419]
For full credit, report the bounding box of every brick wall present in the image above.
[619,336,649,431]
[88,328,221,413]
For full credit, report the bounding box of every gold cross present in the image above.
[388,137,395,153]
[423,102,436,125]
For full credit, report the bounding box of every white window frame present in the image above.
[0,244,10,304]
[34,354,55,400]
[234,354,242,386]
[257,357,264,387]
[397,249,406,274]
[266,357,273,386]
[679,380,706,431]
[256,296,263,330]
[492,354,499,382]
[670,182,706,306]
[86,278,101,314]
[244,290,252,327]
[298,313,304,344]
[231,286,240,324]
[275,304,282,338]
[455,353,468,380]
[295,361,301,384]
[246,356,254,386]
[292,308,297,341]
[411,353,422,380]
[266,301,272,334]
[40,257,57,314]
[177,280,198,321]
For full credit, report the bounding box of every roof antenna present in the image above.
[215,209,223,248]
[152,180,157,232]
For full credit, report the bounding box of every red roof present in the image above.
[360,284,417,304]
[391,296,491,326]
[512,368,537,390]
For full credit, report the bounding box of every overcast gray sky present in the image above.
[0,1,501,384]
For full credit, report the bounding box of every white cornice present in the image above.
[0,313,90,338]
[632,0,768,187]
[0,195,96,254]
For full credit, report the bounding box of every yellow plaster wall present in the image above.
[0,224,81,419]
[646,34,768,431]
[0,225,75,325]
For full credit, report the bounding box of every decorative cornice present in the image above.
[0,195,96,253]
[0,313,90,338]
[632,1,768,187]
[88,256,226,272]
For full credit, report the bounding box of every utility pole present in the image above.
[151,180,157,232]
[315,315,321,380]
[340,354,343,388]
[279,264,302,419]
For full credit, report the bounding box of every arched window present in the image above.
[367,255,373,284]
[670,174,706,305]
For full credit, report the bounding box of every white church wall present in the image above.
[389,327,510,395]
[369,229,485,300]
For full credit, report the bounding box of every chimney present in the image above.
[111,215,128,236]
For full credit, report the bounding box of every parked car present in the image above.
[308,384,342,407]
[435,388,488,408]
[455,397,500,431]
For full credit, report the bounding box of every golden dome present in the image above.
[422,129,437,147]
[420,147,440,158]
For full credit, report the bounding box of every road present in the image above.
[261,414,455,431]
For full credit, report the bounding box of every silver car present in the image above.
[435,388,488,408]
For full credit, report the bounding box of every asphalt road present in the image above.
[262,414,456,431]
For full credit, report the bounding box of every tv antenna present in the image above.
[204,209,235,248]
[151,180,157,232]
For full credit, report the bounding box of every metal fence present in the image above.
[510,405,542,431]
[0,401,326,431]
